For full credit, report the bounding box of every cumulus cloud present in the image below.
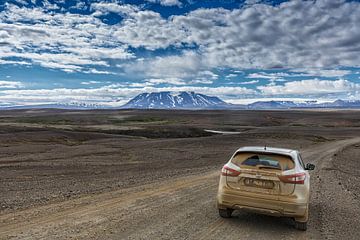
[0,85,255,106]
[0,78,356,106]
[240,80,259,85]
[13,0,28,5]
[1,0,360,102]
[247,72,293,79]
[0,81,24,89]
[293,69,352,78]
[226,74,238,79]
[123,51,203,79]
[197,0,360,69]
[91,2,139,16]
[125,0,360,69]
[245,0,262,5]
[146,78,186,85]
[0,3,133,73]
[227,97,333,104]
[42,0,60,10]
[109,0,360,82]
[83,69,117,75]
[81,81,102,85]
[247,70,353,80]
[2,0,360,75]
[0,59,31,65]
[146,0,182,7]
[258,79,360,95]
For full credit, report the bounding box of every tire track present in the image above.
[0,171,219,239]
[1,138,359,239]
[192,137,360,240]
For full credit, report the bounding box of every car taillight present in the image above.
[221,165,241,177]
[279,172,306,184]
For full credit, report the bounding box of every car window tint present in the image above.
[231,152,294,171]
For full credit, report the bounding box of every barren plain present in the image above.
[0,109,359,239]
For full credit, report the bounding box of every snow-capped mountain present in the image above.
[2,97,360,110]
[317,99,360,108]
[121,93,360,110]
[121,91,230,109]
[2,102,109,110]
[247,100,360,109]
[247,101,300,109]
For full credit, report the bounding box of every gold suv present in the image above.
[217,146,315,231]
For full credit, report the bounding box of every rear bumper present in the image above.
[217,188,307,218]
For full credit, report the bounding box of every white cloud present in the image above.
[189,79,213,85]
[246,72,288,86]
[91,2,139,16]
[0,85,255,106]
[69,1,87,10]
[0,59,31,65]
[123,51,221,84]
[128,82,154,88]
[14,0,28,5]
[80,81,102,85]
[227,97,333,105]
[1,0,360,89]
[247,69,353,81]
[146,78,186,85]
[0,4,133,73]
[112,0,360,81]
[112,12,185,50]
[42,0,60,10]
[198,71,218,80]
[226,74,237,79]
[293,69,352,78]
[121,0,360,69]
[245,0,262,5]
[124,51,202,79]
[83,69,117,75]
[146,0,182,7]
[240,80,259,85]
[247,72,292,79]
[258,79,360,95]
[0,80,24,88]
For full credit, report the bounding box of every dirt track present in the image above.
[0,110,360,239]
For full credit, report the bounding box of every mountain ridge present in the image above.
[121,91,230,109]
[121,92,360,110]
[2,92,360,110]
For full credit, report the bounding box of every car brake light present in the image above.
[278,172,306,184]
[221,165,241,177]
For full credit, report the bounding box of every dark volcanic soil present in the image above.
[0,109,360,239]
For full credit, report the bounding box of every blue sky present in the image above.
[0,0,360,106]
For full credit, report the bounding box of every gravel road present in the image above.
[1,137,359,240]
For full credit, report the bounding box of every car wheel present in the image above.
[294,221,307,231]
[294,204,308,231]
[218,208,233,218]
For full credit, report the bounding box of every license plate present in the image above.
[244,178,274,189]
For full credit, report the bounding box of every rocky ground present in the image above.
[0,109,359,239]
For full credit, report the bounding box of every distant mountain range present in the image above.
[121,91,229,109]
[246,99,360,109]
[2,92,360,110]
[121,92,360,110]
[1,102,106,110]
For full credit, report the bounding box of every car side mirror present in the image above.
[305,163,315,171]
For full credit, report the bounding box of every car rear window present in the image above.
[231,152,294,171]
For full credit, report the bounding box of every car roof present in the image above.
[235,146,298,158]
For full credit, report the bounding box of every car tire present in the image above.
[218,208,233,218]
[294,221,307,231]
